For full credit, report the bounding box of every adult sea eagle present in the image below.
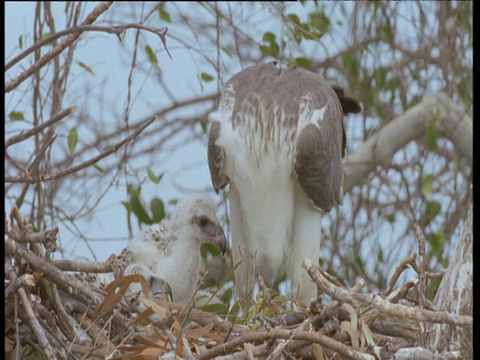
[208,61,361,307]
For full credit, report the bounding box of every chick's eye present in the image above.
[197,216,209,227]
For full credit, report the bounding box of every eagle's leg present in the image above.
[229,184,256,312]
[289,182,321,305]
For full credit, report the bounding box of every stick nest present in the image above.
[5,209,470,360]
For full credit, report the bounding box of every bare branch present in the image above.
[5,274,36,300]
[302,258,472,328]
[6,266,57,359]
[196,327,375,360]
[5,93,217,184]
[5,107,77,148]
[6,24,170,71]
[52,259,114,273]
[344,93,472,192]
[5,2,114,93]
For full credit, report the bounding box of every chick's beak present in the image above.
[213,225,227,255]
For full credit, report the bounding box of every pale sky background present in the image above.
[5,2,307,262]
[5,2,452,288]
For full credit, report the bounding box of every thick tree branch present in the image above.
[344,93,472,192]
[427,207,472,357]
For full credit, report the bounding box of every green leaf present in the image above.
[428,231,445,256]
[202,242,222,258]
[121,201,131,213]
[9,111,25,121]
[262,31,276,43]
[196,118,208,134]
[150,197,165,223]
[199,303,229,315]
[422,175,434,196]
[380,22,393,42]
[269,41,280,58]
[386,213,395,223]
[147,167,163,184]
[93,164,105,173]
[202,277,217,288]
[221,47,232,57]
[260,45,271,56]
[145,45,159,68]
[426,277,442,301]
[342,51,357,77]
[376,66,387,89]
[128,186,152,225]
[200,72,215,82]
[68,128,78,154]
[158,5,171,23]
[273,295,292,306]
[419,200,441,228]
[458,77,472,106]
[287,13,301,25]
[317,257,324,267]
[377,247,384,262]
[426,119,438,150]
[76,61,95,75]
[295,57,312,69]
[18,35,23,49]
[308,11,331,38]
[222,287,233,304]
[353,256,365,276]
[40,32,54,45]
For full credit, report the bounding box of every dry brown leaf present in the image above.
[94,274,149,317]
[139,346,169,359]
[105,274,150,295]
[175,334,185,357]
[118,344,150,352]
[184,322,214,340]
[32,271,44,284]
[244,342,256,360]
[312,343,325,360]
[5,337,15,354]
[141,298,182,334]
[184,322,224,345]
[135,337,165,348]
[129,307,156,327]
[360,320,376,347]
[341,303,359,349]
[141,298,169,317]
